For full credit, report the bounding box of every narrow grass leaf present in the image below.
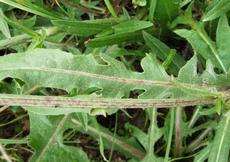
[113,20,153,34]
[148,0,157,22]
[52,20,112,36]
[202,0,230,21]
[0,0,63,19]
[104,0,117,18]
[87,30,145,47]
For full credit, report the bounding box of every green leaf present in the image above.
[4,16,38,38]
[125,123,148,150]
[113,20,153,34]
[23,106,90,116]
[174,29,224,71]
[52,20,112,37]
[87,30,145,47]
[148,0,157,22]
[194,145,210,162]
[72,118,145,160]
[0,0,63,19]
[173,6,227,74]
[0,48,171,98]
[202,0,230,22]
[208,111,230,162]
[29,113,90,162]
[178,55,199,83]
[141,108,162,162]
[0,9,10,38]
[0,48,222,101]
[163,108,175,162]
[104,0,117,18]
[143,31,186,73]
[154,0,180,29]
[216,15,230,70]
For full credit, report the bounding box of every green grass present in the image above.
[0,0,229,162]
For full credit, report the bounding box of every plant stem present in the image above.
[0,139,27,145]
[0,86,38,113]
[0,94,228,109]
[175,107,182,157]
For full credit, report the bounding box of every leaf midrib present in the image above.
[0,67,173,87]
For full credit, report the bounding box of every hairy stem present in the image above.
[0,94,227,109]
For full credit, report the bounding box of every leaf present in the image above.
[174,29,223,70]
[104,0,117,18]
[143,31,185,74]
[0,0,63,19]
[178,55,199,83]
[148,0,157,22]
[52,20,112,37]
[216,15,230,70]
[29,113,90,162]
[125,123,148,150]
[194,145,210,162]
[87,30,145,47]
[173,5,227,73]
[154,0,180,29]
[0,48,172,99]
[87,20,153,47]
[141,108,163,162]
[113,20,153,34]
[0,48,222,103]
[0,9,10,38]
[4,16,39,38]
[72,118,145,160]
[208,111,230,162]
[23,106,90,116]
[163,108,175,162]
[202,0,230,22]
